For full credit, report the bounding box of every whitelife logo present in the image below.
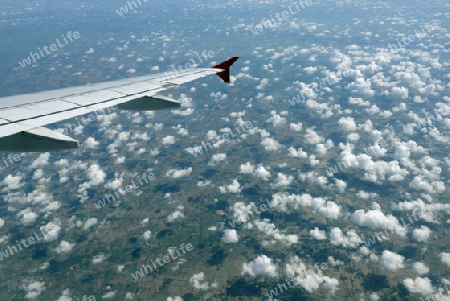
[18,31,81,68]
[0,230,47,261]
[131,243,193,280]
[116,0,149,17]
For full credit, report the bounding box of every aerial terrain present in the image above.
[0,0,449,300]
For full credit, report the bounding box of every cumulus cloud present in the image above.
[290,123,302,131]
[57,288,72,301]
[329,227,362,248]
[241,255,278,277]
[254,164,271,180]
[24,280,46,300]
[2,175,24,191]
[219,179,242,193]
[162,135,176,146]
[403,277,434,296]
[347,77,375,96]
[55,240,75,254]
[189,272,216,290]
[92,254,109,264]
[412,226,431,242]
[166,167,192,178]
[270,173,294,188]
[413,262,429,275]
[40,220,61,242]
[252,219,298,246]
[240,162,255,173]
[84,137,99,148]
[209,153,226,166]
[30,153,50,169]
[266,111,286,127]
[17,209,38,225]
[438,252,450,267]
[222,229,239,243]
[83,217,98,230]
[261,137,282,151]
[287,146,308,158]
[167,208,185,223]
[310,227,327,240]
[304,128,323,144]
[351,203,406,237]
[285,256,339,294]
[143,230,152,240]
[86,164,106,185]
[380,250,405,271]
[339,117,357,132]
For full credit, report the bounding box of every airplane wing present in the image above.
[0,56,239,152]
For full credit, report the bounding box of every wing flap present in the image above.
[0,127,79,152]
[117,94,181,111]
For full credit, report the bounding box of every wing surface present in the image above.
[0,57,239,151]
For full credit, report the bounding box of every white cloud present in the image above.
[92,254,109,264]
[241,255,278,277]
[162,135,176,145]
[24,280,46,300]
[270,173,293,188]
[351,204,406,237]
[290,123,302,131]
[83,217,98,230]
[166,167,193,178]
[86,164,106,185]
[266,111,286,127]
[209,153,226,166]
[310,227,327,240]
[57,288,72,301]
[167,210,184,223]
[254,164,271,180]
[84,137,99,148]
[329,227,362,248]
[438,252,450,267]
[189,272,215,290]
[2,175,24,191]
[261,137,282,151]
[304,128,323,144]
[240,162,255,173]
[413,262,429,275]
[412,226,431,242]
[219,179,242,193]
[17,209,38,225]
[380,250,405,271]
[102,291,117,299]
[319,201,341,220]
[30,153,50,169]
[403,277,434,296]
[40,220,61,242]
[143,230,152,240]
[285,256,339,294]
[338,117,357,132]
[222,229,239,243]
[287,146,308,158]
[55,240,75,254]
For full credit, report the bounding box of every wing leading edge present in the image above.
[0,57,239,152]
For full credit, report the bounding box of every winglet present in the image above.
[212,57,239,83]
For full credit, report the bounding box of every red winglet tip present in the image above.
[212,57,239,83]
